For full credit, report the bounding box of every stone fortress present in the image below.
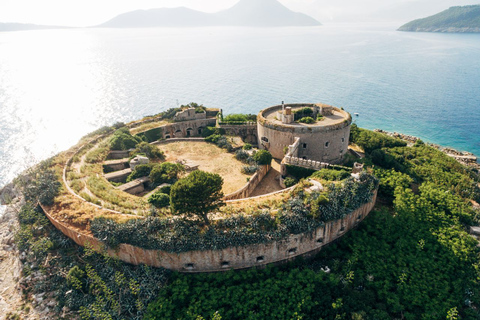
[44,101,376,273]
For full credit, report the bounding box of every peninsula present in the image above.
[398,5,480,33]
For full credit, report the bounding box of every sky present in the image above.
[0,0,479,27]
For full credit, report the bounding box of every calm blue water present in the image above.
[0,23,479,189]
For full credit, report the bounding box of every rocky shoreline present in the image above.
[374,129,479,168]
[0,184,59,320]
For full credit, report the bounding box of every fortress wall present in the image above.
[162,119,217,138]
[257,104,351,164]
[223,165,270,200]
[217,123,258,144]
[40,190,377,273]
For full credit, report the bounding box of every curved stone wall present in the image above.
[41,190,376,273]
[257,104,352,164]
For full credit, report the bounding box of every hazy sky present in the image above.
[0,0,479,27]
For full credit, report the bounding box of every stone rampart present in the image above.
[41,190,376,273]
[223,165,270,200]
[217,122,258,144]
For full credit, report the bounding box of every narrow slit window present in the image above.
[325,141,330,148]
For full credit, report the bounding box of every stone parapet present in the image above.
[40,190,377,273]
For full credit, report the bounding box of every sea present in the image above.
[1,23,479,209]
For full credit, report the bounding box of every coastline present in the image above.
[374,129,479,168]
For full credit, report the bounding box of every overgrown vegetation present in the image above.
[15,167,169,320]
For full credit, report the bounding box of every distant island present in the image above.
[0,22,69,32]
[98,0,321,28]
[398,5,480,33]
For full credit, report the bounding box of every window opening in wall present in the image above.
[221,261,230,268]
[341,138,345,143]
[325,141,330,148]
[288,248,297,255]
[185,263,194,270]
[340,226,345,232]
[165,135,171,139]
[317,238,324,244]
[256,256,265,263]
[261,136,269,142]
[302,156,307,160]
[357,214,362,220]
[303,143,307,149]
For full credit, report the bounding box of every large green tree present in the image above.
[170,170,224,225]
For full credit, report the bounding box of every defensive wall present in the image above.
[54,103,376,273]
[217,121,258,145]
[41,189,376,273]
[257,103,352,164]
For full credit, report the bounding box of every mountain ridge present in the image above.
[398,4,480,33]
[98,0,321,28]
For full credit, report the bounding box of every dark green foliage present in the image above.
[283,177,297,187]
[136,127,163,143]
[110,128,142,151]
[398,5,480,31]
[350,123,407,154]
[149,162,184,185]
[14,192,168,320]
[144,265,341,320]
[158,185,171,195]
[312,168,351,181]
[170,170,224,224]
[243,143,252,150]
[286,165,316,180]
[298,116,315,124]
[252,150,272,165]
[201,126,225,138]
[127,163,156,182]
[24,168,61,206]
[160,107,182,120]
[180,102,206,114]
[148,192,170,208]
[91,174,377,252]
[222,113,257,123]
[130,142,164,160]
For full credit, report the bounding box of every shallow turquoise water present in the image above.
[0,23,479,187]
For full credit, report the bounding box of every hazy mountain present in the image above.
[0,22,68,32]
[215,0,320,26]
[98,0,321,28]
[398,5,480,32]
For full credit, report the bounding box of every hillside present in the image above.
[398,5,480,32]
[98,0,321,28]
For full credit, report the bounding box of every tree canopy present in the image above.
[170,170,224,225]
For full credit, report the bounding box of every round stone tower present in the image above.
[257,103,352,164]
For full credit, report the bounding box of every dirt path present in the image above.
[250,159,284,197]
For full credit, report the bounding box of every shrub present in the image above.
[253,150,272,166]
[158,185,171,195]
[136,127,163,143]
[283,177,297,187]
[235,150,249,162]
[241,165,258,174]
[110,128,142,151]
[223,114,256,122]
[130,142,164,160]
[149,162,184,185]
[24,169,61,206]
[298,117,315,124]
[127,163,156,182]
[148,193,170,208]
[201,127,225,138]
[312,168,351,181]
[349,124,406,154]
[243,143,252,150]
